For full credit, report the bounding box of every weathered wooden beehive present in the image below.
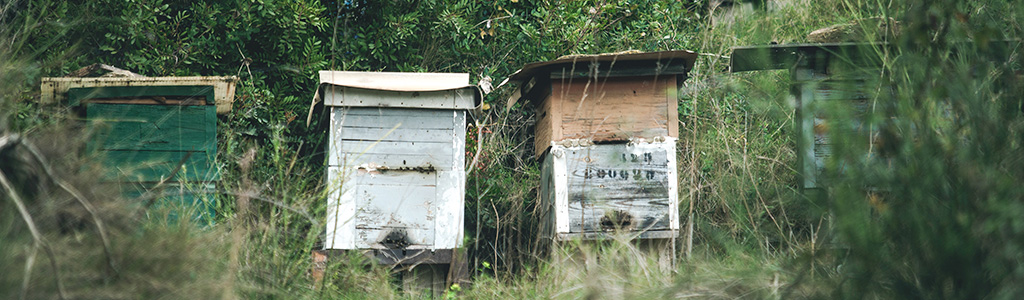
[317,71,477,273]
[731,43,885,189]
[508,51,697,249]
[40,76,237,220]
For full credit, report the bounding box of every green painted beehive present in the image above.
[41,76,238,221]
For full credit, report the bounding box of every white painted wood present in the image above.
[550,145,571,234]
[319,70,471,92]
[328,107,459,167]
[325,167,356,249]
[434,111,466,249]
[39,76,238,114]
[543,140,678,239]
[322,86,476,109]
[324,106,467,251]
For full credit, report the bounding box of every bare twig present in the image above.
[0,167,67,300]
[20,139,119,277]
[466,114,490,177]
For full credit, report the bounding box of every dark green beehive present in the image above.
[41,76,238,222]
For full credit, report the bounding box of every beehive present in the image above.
[731,43,886,189]
[40,76,238,220]
[318,71,477,267]
[509,50,697,244]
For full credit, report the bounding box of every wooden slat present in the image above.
[323,86,475,110]
[87,104,216,152]
[69,86,215,107]
[328,107,462,168]
[102,150,216,182]
[332,109,456,129]
[40,76,237,114]
[553,76,675,143]
[325,166,438,249]
[543,141,679,238]
[337,127,452,143]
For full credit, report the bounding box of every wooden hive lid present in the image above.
[317,71,480,110]
[730,42,894,72]
[40,76,239,114]
[507,50,698,82]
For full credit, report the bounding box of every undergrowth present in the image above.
[2,0,1023,299]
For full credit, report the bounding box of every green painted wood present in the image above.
[102,150,216,182]
[87,104,215,152]
[68,86,215,106]
[86,104,218,182]
[121,183,217,225]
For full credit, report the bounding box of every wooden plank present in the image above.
[328,108,462,168]
[332,108,456,129]
[324,166,438,250]
[337,127,452,143]
[120,182,217,223]
[323,86,475,110]
[667,76,680,138]
[319,70,471,92]
[69,86,215,107]
[87,104,216,152]
[333,141,453,161]
[549,60,689,79]
[564,145,673,232]
[554,76,673,142]
[547,141,679,237]
[39,76,237,114]
[84,98,208,105]
[434,110,466,249]
[102,150,216,182]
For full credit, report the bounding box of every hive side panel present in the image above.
[351,171,437,249]
[325,167,356,249]
[534,91,560,157]
[554,76,670,142]
[324,87,472,109]
[666,76,680,138]
[434,110,466,249]
[329,107,457,168]
[87,104,217,182]
[556,142,676,236]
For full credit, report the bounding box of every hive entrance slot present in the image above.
[382,230,412,249]
[600,210,635,231]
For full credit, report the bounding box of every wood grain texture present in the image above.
[41,76,237,113]
[323,86,475,110]
[542,141,679,239]
[549,75,675,144]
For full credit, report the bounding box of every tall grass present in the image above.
[3,0,1024,299]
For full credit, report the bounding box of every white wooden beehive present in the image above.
[319,71,476,252]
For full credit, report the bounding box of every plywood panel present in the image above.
[543,140,679,239]
[552,76,675,143]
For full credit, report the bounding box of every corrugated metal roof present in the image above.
[506,50,699,82]
[319,71,474,91]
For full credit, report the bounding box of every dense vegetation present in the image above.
[1,0,1023,298]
